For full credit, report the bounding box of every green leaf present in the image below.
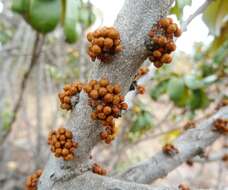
[63,0,80,43]
[184,75,204,90]
[202,75,218,85]
[150,80,168,100]
[79,5,96,28]
[29,0,61,33]
[187,89,210,110]
[202,0,228,36]
[130,112,153,133]
[167,77,189,107]
[11,0,29,14]
[170,0,192,19]
[208,22,228,53]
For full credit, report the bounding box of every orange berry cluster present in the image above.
[162,143,179,156]
[216,98,228,110]
[84,79,128,144]
[87,27,122,62]
[136,85,145,94]
[48,127,78,161]
[135,66,149,80]
[147,17,181,68]
[212,118,228,134]
[58,82,82,110]
[25,169,42,190]
[91,163,107,176]
[178,184,190,190]
[183,121,196,131]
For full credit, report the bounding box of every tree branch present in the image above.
[118,106,228,184]
[181,0,213,32]
[39,0,174,189]
[0,32,45,145]
[51,172,178,190]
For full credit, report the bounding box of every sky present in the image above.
[90,0,212,54]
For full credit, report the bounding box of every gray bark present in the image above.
[118,106,228,184]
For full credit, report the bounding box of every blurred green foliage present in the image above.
[11,0,96,43]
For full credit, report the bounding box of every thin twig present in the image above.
[182,0,213,32]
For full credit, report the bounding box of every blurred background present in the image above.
[0,0,227,189]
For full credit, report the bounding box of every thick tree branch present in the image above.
[118,106,228,184]
[51,172,178,190]
[39,0,174,189]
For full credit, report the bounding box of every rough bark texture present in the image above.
[118,106,228,184]
[52,173,178,190]
[39,0,174,189]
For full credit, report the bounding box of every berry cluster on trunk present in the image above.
[58,82,82,110]
[147,17,182,68]
[212,118,228,134]
[134,66,149,80]
[178,184,191,190]
[162,143,179,156]
[25,169,42,190]
[48,127,78,160]
[87,27,122,62]
[91,163,107,176]
[84,79,128,144]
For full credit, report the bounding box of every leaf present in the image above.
[184,75,204,90]
[161,129,182,144]
[11,0,29,14]
[208,22,228,53]
[29,0,61,33]
[150,80,168,100]
[187,89,210,110]
[130,112,153,133]
[202,0,228,36]
[170,0,192,19]
[167,77,189,107]
[63,0,80,43]
[202,75,218,85]
[79,5,96,28]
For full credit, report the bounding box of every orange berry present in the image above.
[83,84,92,93]
[104,38,113,49]
[91,112,97,120]
[90,90,99,99]
[91,45,102,55]
[103,106,112,115]
[159,18,170,28]
[99,79,109,87]
[161,54,172,64]
[108,29,119,39]
[152,50,162,58]
[113,95,120,105]
[174,28,182,37]
[87,32,93,42]
[157,36,167,46]
[62,148,69,156]
[100,131,108,140]
[121,102,128,110]
[96,105,103,112]
[97,113,106,120]
[166,41,176,51]
[99,87,108,97]
[113,84,121,94]
[65,130,73,139]
[167,24,177,34]
[106,85,113,93]
[104,93,113,103]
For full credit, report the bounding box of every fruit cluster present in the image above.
[91,163,107,176]
[48,127,78,160]
[87,27,122,62]
[178,184,190,190]
[25,169,42,190]
[183,121,196,131]
[136,85,145,95]
[216,98,228,110]
[162,143,179,156]
[58,82,82,111]
[84,79,128,144]
[212,118,228,134]
[147,17,181,68]
[135,66,149,80]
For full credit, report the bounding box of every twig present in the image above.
[181,0,213,32]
